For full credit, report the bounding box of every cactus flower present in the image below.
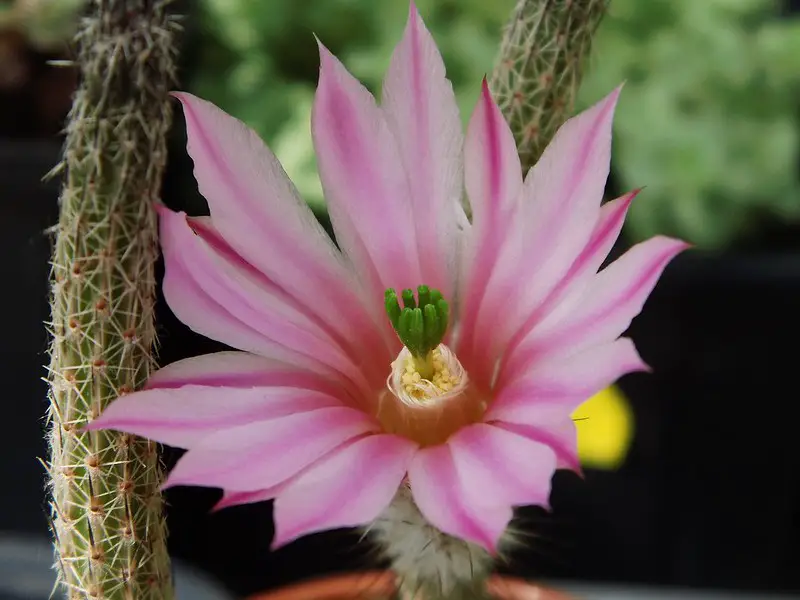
[87,3,687,553]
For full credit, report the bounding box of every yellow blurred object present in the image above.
[572,385,634,469]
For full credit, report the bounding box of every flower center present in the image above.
[390,345,466,405]
[377,287,485,445]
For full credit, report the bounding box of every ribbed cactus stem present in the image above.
[490,0,609,172]
[46,1,178,598]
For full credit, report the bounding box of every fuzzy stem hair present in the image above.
[372,486,498,600]
[45,1,179,598]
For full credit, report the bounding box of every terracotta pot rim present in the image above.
[244,571,393,600]
[244,571,573,600]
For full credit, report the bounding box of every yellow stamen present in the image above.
[400,347,462,399]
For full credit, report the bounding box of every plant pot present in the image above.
[244,572,573,600]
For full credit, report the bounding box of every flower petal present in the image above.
[497,338,648,411]
[409,444,512,553]
[213,488,277,512]
[472,89,622,374]
[448,423,556,509]
[492,354,628,472]
[272,434,417,548]
[85,385,342,449]
[490,418,580,473]
[147,351,342,397]
[160,246,277,361]
[313,42,422,304]
[163,406,378,491]
[381,2,464,297]
[173,93,391,374]
[542,190,640,314]
[186,215,366,366]
[486,389,590,473]
[507,190,639,352]
[160,208,365,388]
[521,87,621,270]
[513,236,689,367]
[463,80,523,235]
[456,81,522,377]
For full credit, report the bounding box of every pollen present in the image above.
[400,347,462,399]
[388,344,467,408]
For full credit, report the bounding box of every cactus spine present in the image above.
[46,1,178,598]
[490,0,609,172]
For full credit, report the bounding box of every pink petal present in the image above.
[544,190,640,313]
[497,338,648,410]
[272,434,417,548]
[213,488,280,512]
[161,250,278,361]
[163,406,378,492]
[147,351,342,398]
[471,89,622,375]
[312,42,422,305]
[85,385,342,449]
[381,3,464,297]
[503,190,640,361]
[448,423,556,509]
[186,215,369,371]
[522,87,621,257]
[456,81,523,379]
[491,419,580,473]
[485,398,585,473]
[173,93,391,376]
[462,81,523,233]
[514,236,689,364]
[160,209,366,389]
[408,444,512,553]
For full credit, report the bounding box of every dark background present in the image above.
[1,0,800,597]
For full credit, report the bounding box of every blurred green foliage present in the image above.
[191,0,513,209]
[0,0,85,49]
[579,0,800,247]
[190,0,800,247]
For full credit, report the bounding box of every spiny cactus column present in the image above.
[46,1,178,598]
[490,0,609,172]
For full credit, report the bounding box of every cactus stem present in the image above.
[45,1,179,598]
[490,0,609,173]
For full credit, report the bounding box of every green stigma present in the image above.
[385,285,450,375]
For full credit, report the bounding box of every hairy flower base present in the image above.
[371,485,495,598]
[380,345,485,446]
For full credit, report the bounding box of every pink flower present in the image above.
[87,4,687,553]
